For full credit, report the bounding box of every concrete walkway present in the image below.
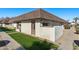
[0,31,24,50]
[56,27,79,50]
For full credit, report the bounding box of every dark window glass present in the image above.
[42,23,49,26]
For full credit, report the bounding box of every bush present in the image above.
[29,40,58,50]
[75,25,79,34]
[64,24,71,29]
[0,27,15,32]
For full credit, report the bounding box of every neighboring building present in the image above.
[0,19,9,27]
[11,9,68,42]
[8,18,17,29]
[71,21,75,26]
[0,18,17,29]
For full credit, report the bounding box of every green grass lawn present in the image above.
[0,27,59,50]
[9,32,42,49]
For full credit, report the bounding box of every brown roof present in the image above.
[0,9,68,24]
[8,18,16,23]
[14,9,68,23]
[0,18,13,24]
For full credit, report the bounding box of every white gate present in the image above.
[54,26,64,40]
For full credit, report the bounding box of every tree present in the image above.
[73,17,79,25]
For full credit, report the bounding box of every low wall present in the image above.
[35,22,64,42]
[38,27,55,42]
[54,26,64,40]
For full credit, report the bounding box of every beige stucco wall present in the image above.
[35,22,56,42]
[12,23,17,28]
[2,23,17,29]
[5,24,15,29]
[21,22,31,35]
[35,20,64,42]
[2,24,6,27]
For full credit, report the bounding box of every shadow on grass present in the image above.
[0,40,10,47]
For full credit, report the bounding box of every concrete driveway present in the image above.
[0,31,24,50]
[56,27,79,50]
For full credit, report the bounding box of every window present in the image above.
[42,23,49,27]
[6,23,9,25]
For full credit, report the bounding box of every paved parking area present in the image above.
[56,27,79,50]
[0,31,24,50]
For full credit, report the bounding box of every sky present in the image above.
[0,8,79,22]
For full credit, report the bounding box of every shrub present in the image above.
[0,27,15,32]
[75,25,79,34]
[64,24,71,29]
[29,40,58,50]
